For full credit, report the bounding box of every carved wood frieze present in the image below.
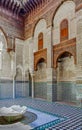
[34,48,47,70]
[25,0,82,39]
[53,38,76,68]
[0,0,82,40]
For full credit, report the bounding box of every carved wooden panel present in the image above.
[24,0,80,39]
[38,33,43,50]
[34,48,47,70]
[60,19,68,42]
[53,38,76,68]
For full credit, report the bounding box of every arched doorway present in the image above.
[15,67,23,98]
[0,28,12,99]
[56,51,76,102]
[34,58,47,99]
[24,69,31,97]
[36,58,46,70]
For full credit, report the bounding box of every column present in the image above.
[31,73,35,98]
[10,51,16,99]
[22,72,25,97]
[13,77,15,99]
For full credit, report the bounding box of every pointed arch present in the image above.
[36,58,46,70]
[55,51,76,68]
[32,18,47,37]
[0,27,8,48]
[52,0,75,27]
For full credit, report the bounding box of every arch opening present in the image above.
[56,51,76,102]
[34,58,47,99]
[36,58,46,71]
[15,68,23,98]
[57,52,72,63]
[0,28,7,50]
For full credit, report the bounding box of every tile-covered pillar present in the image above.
[47,68,57,102]
[46,26,57,101]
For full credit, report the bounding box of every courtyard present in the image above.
[0,0,82,129]
[0,98,82,130]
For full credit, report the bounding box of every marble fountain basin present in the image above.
[0,105,27,122]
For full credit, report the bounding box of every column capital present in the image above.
[31,72,35,77]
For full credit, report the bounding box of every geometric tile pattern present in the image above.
[27,108,65,129]
[0,98,82,130]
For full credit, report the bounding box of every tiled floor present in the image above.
[0,98,82,130]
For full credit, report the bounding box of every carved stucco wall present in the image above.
[75,9,82,102]
[15,38,30,81]
[0,0,82,101]
[25,0,82,39]
[53,1,76,45]
[0,29,12,79]
[57,56,76,82]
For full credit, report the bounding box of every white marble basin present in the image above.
[0,105,27,122]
